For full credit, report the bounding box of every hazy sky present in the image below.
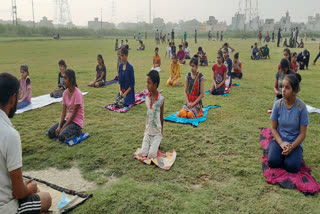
[0,0,319,26]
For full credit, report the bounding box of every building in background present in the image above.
[230,13,246,31]
[247,16,264,31]
[307,14,320,31]
[205,16,227,32]
[263,19,275,32]
[88,18,115,30]
[38,17,54,28]
[278,11,291,32]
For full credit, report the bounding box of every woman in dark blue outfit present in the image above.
[268,73,309,173]
[114,47,135,108]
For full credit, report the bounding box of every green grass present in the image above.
[1,37,320,213]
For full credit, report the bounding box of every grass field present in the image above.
[0,37,320,213]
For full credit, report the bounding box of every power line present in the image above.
[149,0,151,24]
[32,0,35,28]
[111,0,115,23]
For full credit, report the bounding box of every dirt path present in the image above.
[24,167,97,192]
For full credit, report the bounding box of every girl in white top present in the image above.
[165,42,172,59]
[184,42,192,59]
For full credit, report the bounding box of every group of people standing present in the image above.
[208,30,224,42]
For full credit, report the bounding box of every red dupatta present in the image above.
[187,72,200,103]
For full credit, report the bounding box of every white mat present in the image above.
[16,92,88,114]
[307,105,320,114]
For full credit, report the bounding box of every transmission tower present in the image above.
[32,0,35,28]
[54,0,72,25]
[12,0,18,25]
[111,0,116,23]
[242,0,259,30]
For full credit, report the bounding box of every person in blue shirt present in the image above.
[222,48,233,89]
[268,73,309,173]
[114,47,135,108]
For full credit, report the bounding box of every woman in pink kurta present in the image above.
[48,69,84,142]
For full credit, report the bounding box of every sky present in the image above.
[0,0,319,26]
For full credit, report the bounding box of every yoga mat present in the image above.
[205,83,239,96]
[16,92,88,114]
[22,175,92,213]
[306,105,320,114]
[267,104,320,114]
[102,79,118,87]
[164,105,221,127]
[46,132,90,147]
[260,128,320,195]
[88,79,118,88]
[133,148,176,170]
[65,132,90,146]
[104,90,162,113]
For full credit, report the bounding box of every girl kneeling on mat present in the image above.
[48,69,84,142]
[18,64,32,110]
[50,60,67,98]
[268,73,308,173]
[89,54,106,88]
[210,51,227,95]
[177,55,204,119]
[166,54,182,87]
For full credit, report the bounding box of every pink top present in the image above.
[177,50,186,60]
[63,87,84,128]
[19,77,32,102]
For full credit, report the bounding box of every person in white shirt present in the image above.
[165,42,172,59]
[0,73,51,214]
[218,43,235,55]
[184,42,192,59]
[119,40,124,49]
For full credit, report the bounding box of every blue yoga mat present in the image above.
[103,79,118,87]
[205,91,229,96]
[205,83,239,97]
[164,105,221,127]
[87,79,118,88]
[46,132,90,146]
